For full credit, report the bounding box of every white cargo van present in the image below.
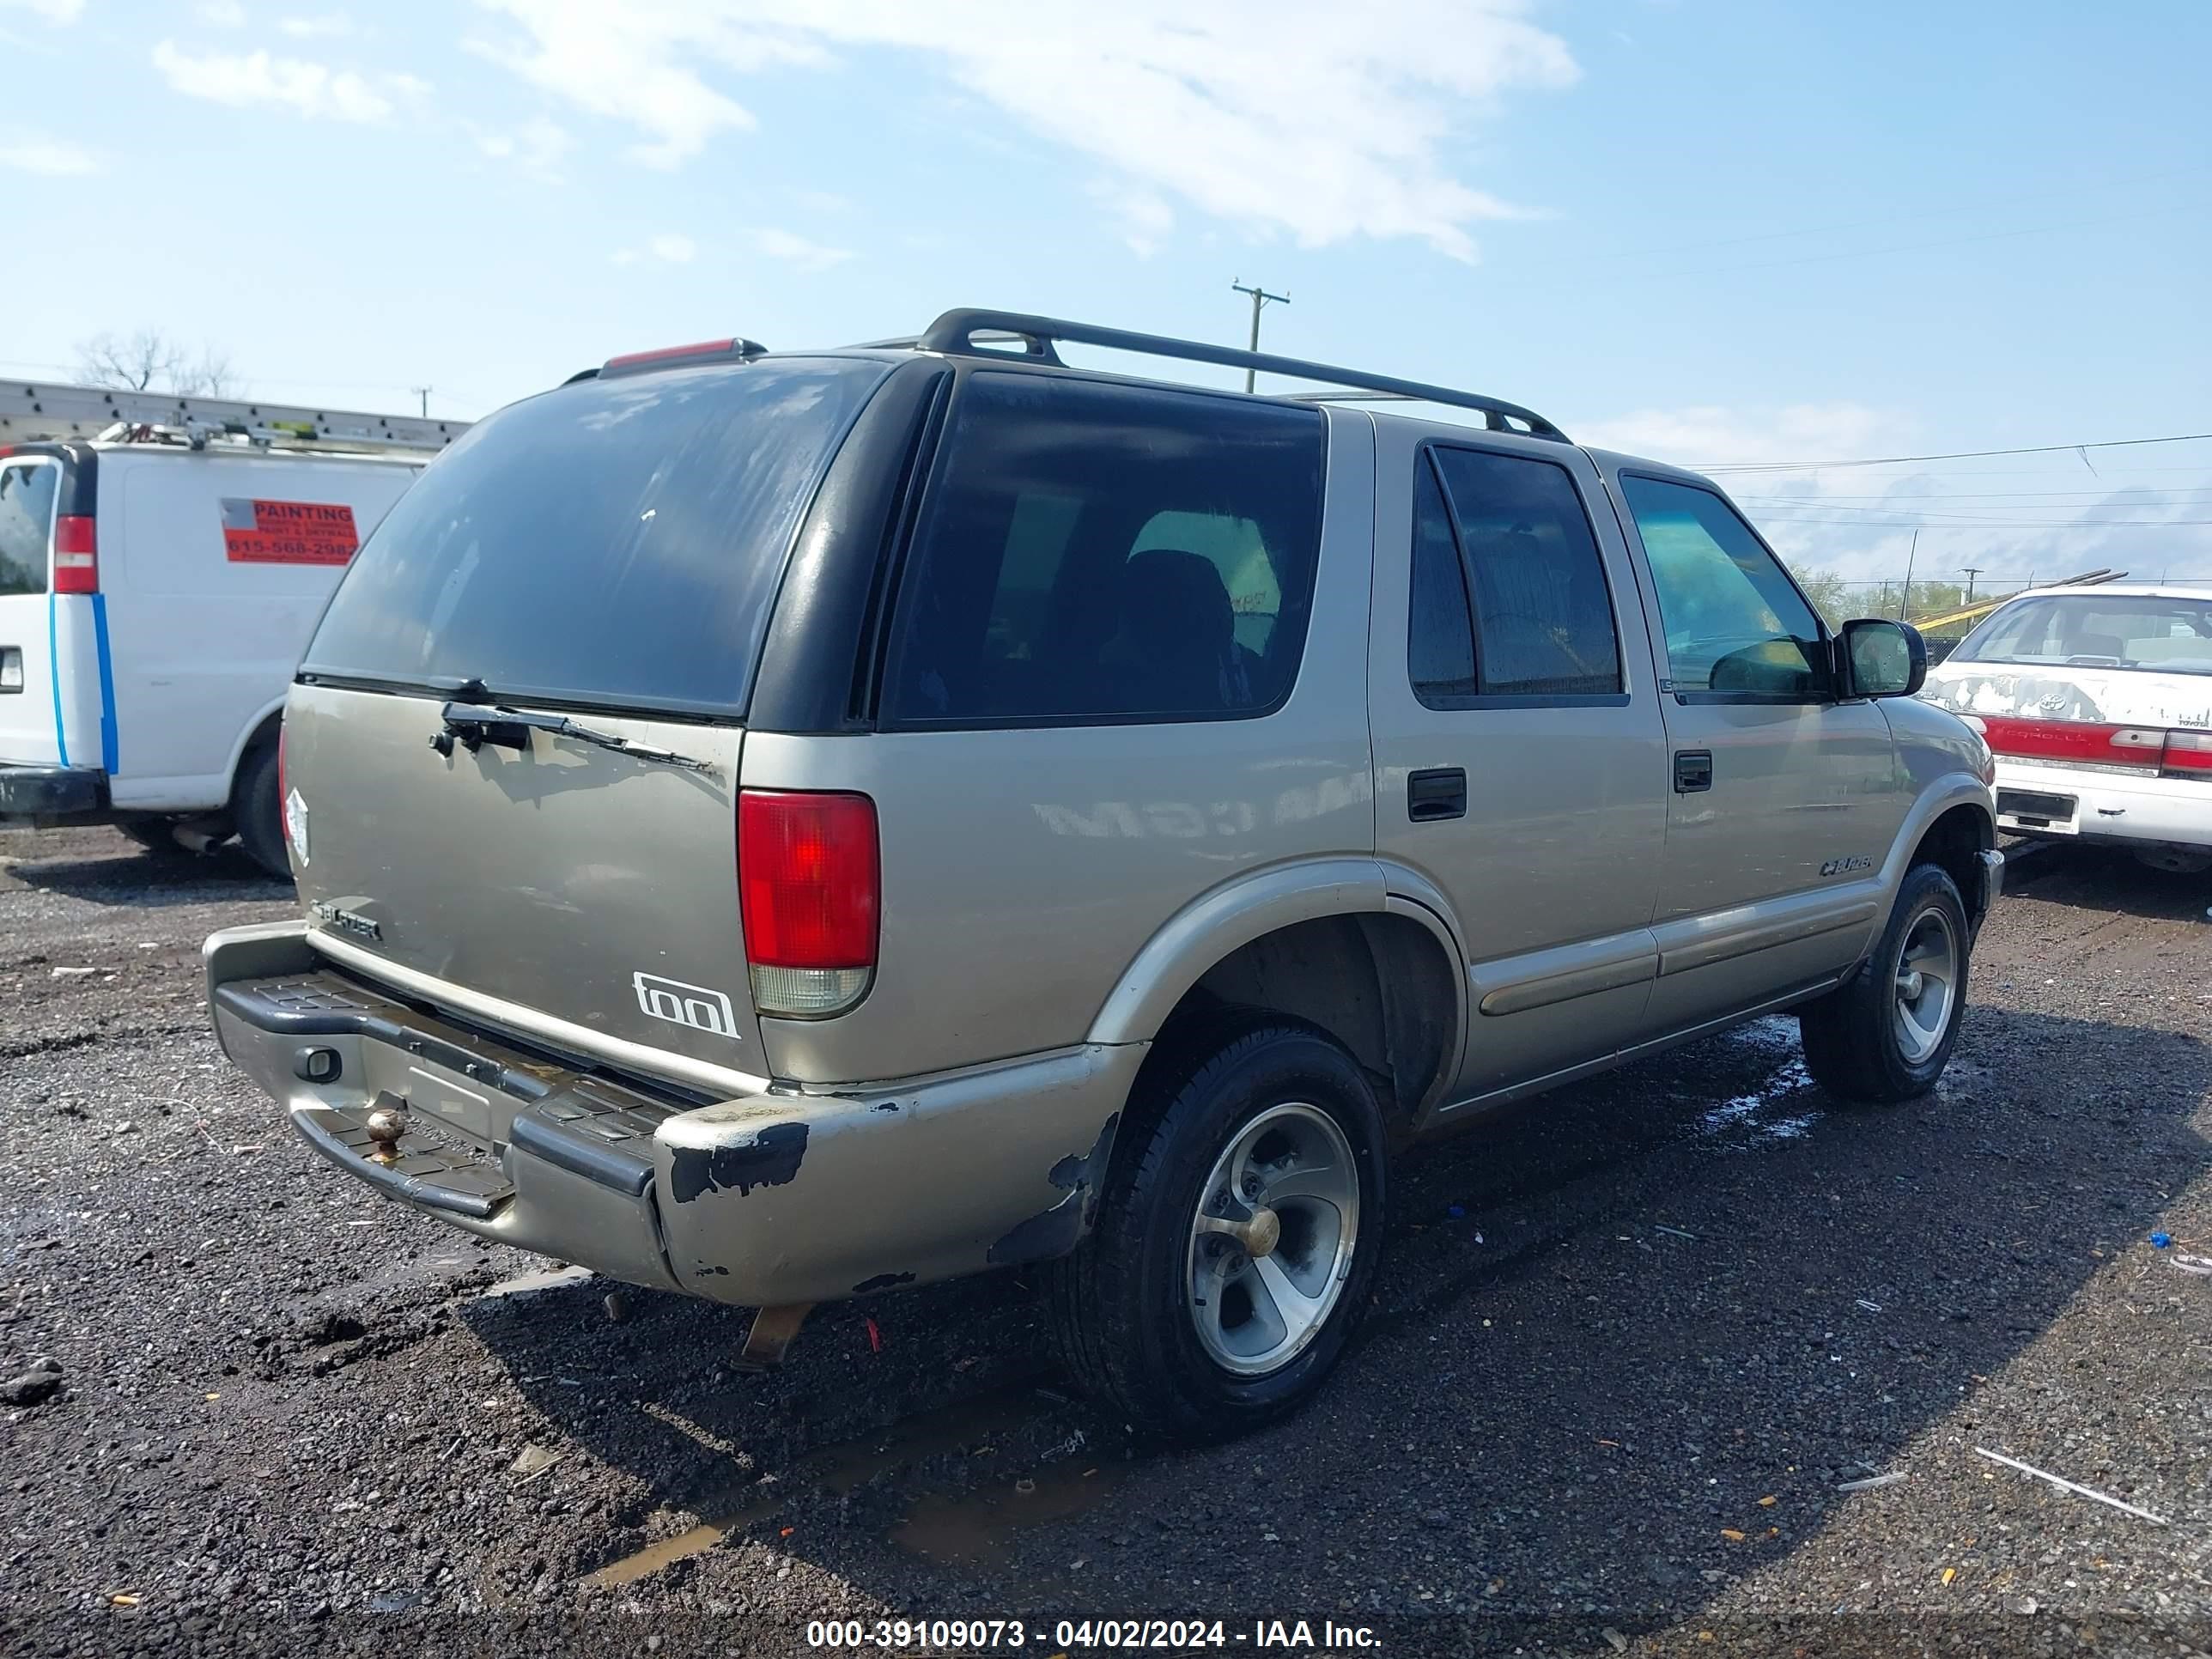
[0,385,464,872]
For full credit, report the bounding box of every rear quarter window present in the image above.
[303,357,888,714]
[882,373,1325,727]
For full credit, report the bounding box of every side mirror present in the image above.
[1838,617,1927,699]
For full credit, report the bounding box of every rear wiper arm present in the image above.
[432,702,716,775]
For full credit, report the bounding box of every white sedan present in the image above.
[1920,584,2212,873]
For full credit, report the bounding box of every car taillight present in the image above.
[2165,731,2212,778]
[52,515,97,593]
[738,789,878,1018]
[1981,714,2212,780]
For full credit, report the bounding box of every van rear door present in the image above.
[0,452,88,773]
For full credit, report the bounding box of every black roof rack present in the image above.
[913,308,1566,441]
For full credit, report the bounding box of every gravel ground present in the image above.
[2,826,2209,1658]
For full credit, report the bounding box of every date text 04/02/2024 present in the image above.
[804,1618,1383,1650]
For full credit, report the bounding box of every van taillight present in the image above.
[738,789,879,1018]
[52,515,97,593]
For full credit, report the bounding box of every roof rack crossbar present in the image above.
[915,308,1565,441]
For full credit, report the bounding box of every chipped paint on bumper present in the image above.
[657,1050,1141,1304]
[205,922,1145,1310]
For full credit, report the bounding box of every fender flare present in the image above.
[1083,858,1470,1086]
[1881,774,1996,896]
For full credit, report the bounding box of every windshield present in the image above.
[1954,593,2212,677]
[301,356,888,715]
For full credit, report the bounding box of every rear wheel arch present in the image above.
[228,708,289,877]
[1139,911,1462,1145]
[225,703,287,801]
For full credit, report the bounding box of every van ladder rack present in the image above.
[913,308,1567,441]
[0,382,467,454]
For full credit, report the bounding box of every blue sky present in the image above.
[3,0,2207,586]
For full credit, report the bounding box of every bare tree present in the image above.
[76,329,240,398]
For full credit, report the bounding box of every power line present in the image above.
[1744,487,2212,503]
[1751,517,2212,530]
[1704,430,2212,474]
[1750,498,2212,526]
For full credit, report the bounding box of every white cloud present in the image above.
[1578,403,1912,575]
[473,114,570,175]
[151,40,422,123]
[611,233,697,267]
[1088,180,1173,258]
[467,0,1578,256]
[0,134,99,174]
[196,0,247,24]
[1576,401,2212,584]
[0,0,85,23]
[748,227,850,272]
[784,185,851,215]
[277,11,353,37]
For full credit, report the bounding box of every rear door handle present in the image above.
[1674,750,1713,793]
[1407,767,1468,822]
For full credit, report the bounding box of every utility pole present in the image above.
[411,386,433,417]
[1960,566,1983,604]
[1230,280,1288,392]
[1899,527,1919,621]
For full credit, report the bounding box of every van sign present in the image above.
[221,498,360,566]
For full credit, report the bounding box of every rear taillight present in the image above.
[52,515,97,594]
[738,789,879,1018]
[1981,714,2212,781]
[2165,731,2212,778]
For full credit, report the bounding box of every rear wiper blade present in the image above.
[432,702,716,775]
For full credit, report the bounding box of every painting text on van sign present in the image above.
[220,498,361,566]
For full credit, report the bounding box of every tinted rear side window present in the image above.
[304,357,887,714]
[0,461,58,598]
[883,374,1325,726]
[1416,447,1621,700]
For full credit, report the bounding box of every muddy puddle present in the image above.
[583,1377,1120,1587]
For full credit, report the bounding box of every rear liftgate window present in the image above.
[302,357,889,714]
[882,373,1326,726]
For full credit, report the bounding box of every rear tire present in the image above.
[232,743,288,879]
[1800,862,1969,1103]
[1045,1018,1385,1442]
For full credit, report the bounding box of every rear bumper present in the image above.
[1992,758,2212,849]
[0,763,106,824]
[204,922,1142,1307]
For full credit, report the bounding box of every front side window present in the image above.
[0,462,58,598]
[884,373,1325,726]
[1621,476,1827,698]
